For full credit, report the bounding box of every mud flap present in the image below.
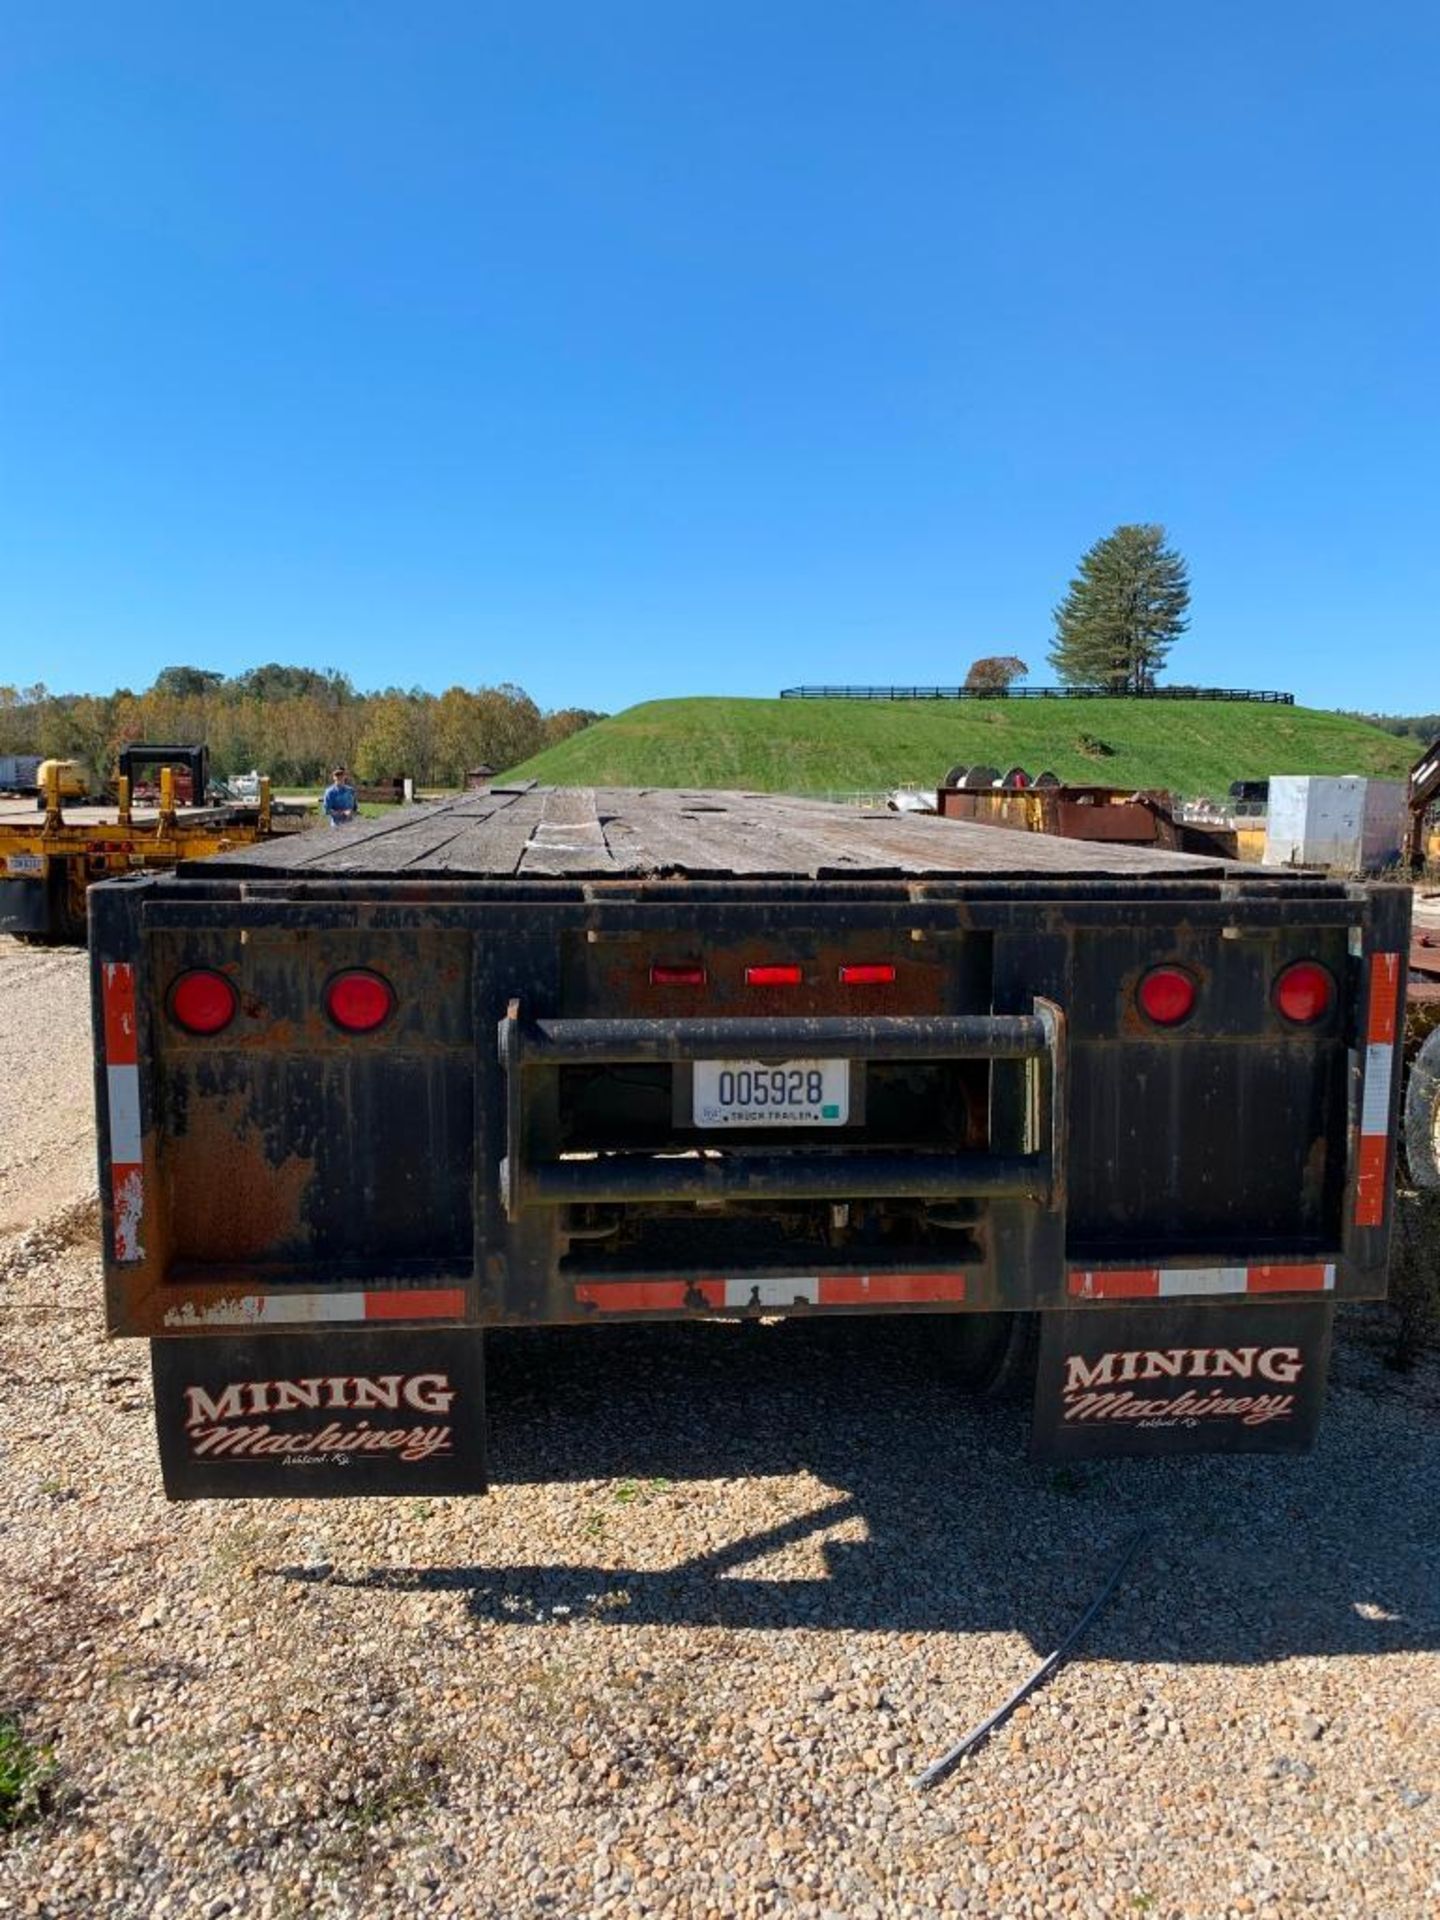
[1029,1301,1334,1462]
[150,1329,487,1499]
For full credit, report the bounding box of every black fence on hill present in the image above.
[779,685,1295,704]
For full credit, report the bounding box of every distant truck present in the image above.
[88,786,1410,1499]
[0,754,43,794]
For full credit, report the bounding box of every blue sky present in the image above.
[2,2,1437,713]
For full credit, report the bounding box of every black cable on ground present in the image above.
[914,1525,1154,1791]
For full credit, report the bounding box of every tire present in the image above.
[1405,1028,1440,1190]
[922,1310,1036,1397]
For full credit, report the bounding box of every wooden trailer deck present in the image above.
[193,785,1240,882]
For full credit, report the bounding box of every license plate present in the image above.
[693,1059,849,1128]
[4,854,41,875]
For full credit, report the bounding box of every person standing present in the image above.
[322,766,358,827]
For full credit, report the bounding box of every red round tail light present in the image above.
[1138,965,1197,1027]
[168,968,238,1036]
[325,969,395,1033]
[1274,960,1334,1025]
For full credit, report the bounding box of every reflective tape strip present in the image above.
[574,1281,723,1313]
[106,1066,142,1163]
[724,1277,819,1307]
[363,1287,467,1320]
[1355,1135,1390,1228]
[161,1287,466,1328]
[1366,952,1401,1047]
[1361,1043,1395,1136]
[1070,1263,1336,1300]
[575,1272,967,1313]
[102,963,144,1261]
[1157,1267,1247,1297]
[102,962,138,1065]
[817,1272,967,1305]
[1068,1269,1160,1299]
[1356,952,1403,1227]
[111,1166,144,1263]
[1247,1262,1334,1293]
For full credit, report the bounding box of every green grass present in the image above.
[502,697,1416,800]
[0,1714,54,1831]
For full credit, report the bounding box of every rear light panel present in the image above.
[168,969,238,1036]
[646,958,902,990]
[1137,965,1197,1028]
[325,969,396,1033]
[1273,960,1334,1025]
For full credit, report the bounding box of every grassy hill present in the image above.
[504,697,1417,798]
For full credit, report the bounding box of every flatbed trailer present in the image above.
[88,785,1411,1498]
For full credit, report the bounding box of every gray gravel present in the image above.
[0,934,1438,1918]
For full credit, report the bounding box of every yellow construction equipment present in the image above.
[1,758,288,943]
[33,758,94,806]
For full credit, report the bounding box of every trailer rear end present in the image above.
[87,787,1410,1499]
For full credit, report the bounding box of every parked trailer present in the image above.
[0,754,43,794]
[88,785,1410,1499]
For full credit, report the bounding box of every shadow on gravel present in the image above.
[282,1316,1440,1665]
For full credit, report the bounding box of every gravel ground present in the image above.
[0,942,95,1236]
[1,935,1437,1919]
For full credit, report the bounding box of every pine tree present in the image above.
[1049,524,1190,691]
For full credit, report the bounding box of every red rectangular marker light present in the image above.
[745,964,803,987]
[839,964,896,985]
[650,964,707,986]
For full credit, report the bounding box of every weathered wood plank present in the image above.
[518,789,636,876]
[294,795,524,874]
[197,788,1232,881]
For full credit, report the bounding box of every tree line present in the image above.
[0,666,604,787]
[1341,710,1440,748]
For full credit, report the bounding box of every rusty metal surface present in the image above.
[937,786,1176,845]
[933,785,1238,859]
[1410,928,1440,1038]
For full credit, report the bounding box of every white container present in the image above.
[1262,776,1407,870]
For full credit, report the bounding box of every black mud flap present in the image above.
[150,1329,488,1500]
[1029,1302,1334,1462]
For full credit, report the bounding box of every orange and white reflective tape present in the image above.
[102,962,144,1262]
[574,1273,968,1313]
[1355,951,1402,1228]
[1068,1262,1335,1301]
[161,1287,466,1328]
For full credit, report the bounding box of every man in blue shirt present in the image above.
[322,766,358,827]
